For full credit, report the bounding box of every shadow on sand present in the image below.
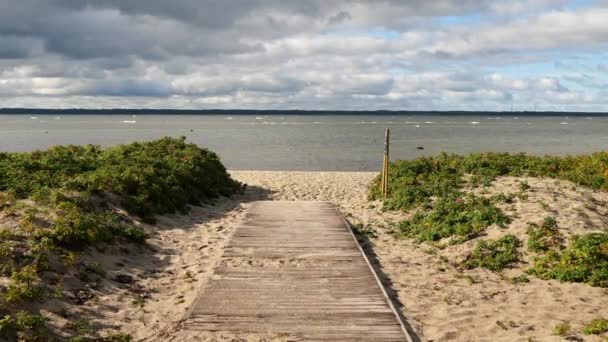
[350,224,422,342]
[40,185,273,337]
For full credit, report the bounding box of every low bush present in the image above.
[552,322,571,336]
[71,137,242,221]
[583,318,608,335]
[461,234,521,271]
[397,194,510,242]
[371,152,608,210]
[528,232,608,287]
[3,266,45,303]
[527,217,564,253]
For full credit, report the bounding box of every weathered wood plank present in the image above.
[184,201,411,341]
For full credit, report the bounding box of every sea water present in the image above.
[0,114,607,171]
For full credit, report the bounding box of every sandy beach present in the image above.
[49,170,602,341]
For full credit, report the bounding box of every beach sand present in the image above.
[77,171,607,341]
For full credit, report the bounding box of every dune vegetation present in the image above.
[0,137,242,341]
[370,152,608,288]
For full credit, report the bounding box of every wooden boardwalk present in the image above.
[184,201,411,341]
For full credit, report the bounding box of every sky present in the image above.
[0,0,607,111]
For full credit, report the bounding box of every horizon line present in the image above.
[1,108,608,115]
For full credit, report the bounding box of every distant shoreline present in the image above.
[1,108,608,116]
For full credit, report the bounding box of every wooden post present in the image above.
[381,128,390,198]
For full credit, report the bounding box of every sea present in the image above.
[1,114,607,171]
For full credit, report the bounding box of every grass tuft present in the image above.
[583,318,608,335]
[552,322,571,336]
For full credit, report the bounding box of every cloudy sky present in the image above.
[1,0,607,111]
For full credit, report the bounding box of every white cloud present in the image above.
[0,0,606,110]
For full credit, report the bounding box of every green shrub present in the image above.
[0,145,100,198]
[1,137,241,222]
[510,274,530,284]
[461,234,521,271]
[527,217,564,253]
[82,262,106,278]
[583,318,608,335]
[351,223,377,239]
[71,137,242,221]
[3,265,45,303]
[104,332,133,342]
[14,311,46,331]
[69,318,92,334]
[370,154,464,210]
[398,194,510,242]
[0,315,15,335]
[371,152,608,209]
[528,232,608,287]
[552,322,571,336]
[492,192,516,203]
[518,180,531,192]
[51,202,111,246]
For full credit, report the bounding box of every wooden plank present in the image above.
[184,201,412,341]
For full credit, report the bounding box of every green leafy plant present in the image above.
[3,265,45,303]
[104,332,133,342]
[68,318,92,335]
[351,223,377,238]
[0,315,15,336]
[527,217,564,253]
[371,152,608,210]
[583,318,608,335]
[398,194,510,242]
[14,311,47,337]
[82,262,106,278]
[461,234,521,271]
[552,322,571,336]
[510,274,530,284]
[528,232,608,287]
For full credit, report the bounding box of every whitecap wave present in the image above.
[30,116,38,119]
[560,122,568,125]
[122,120,136,123]
[469,121,480,125]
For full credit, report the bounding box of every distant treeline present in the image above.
[1,108,607,116]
